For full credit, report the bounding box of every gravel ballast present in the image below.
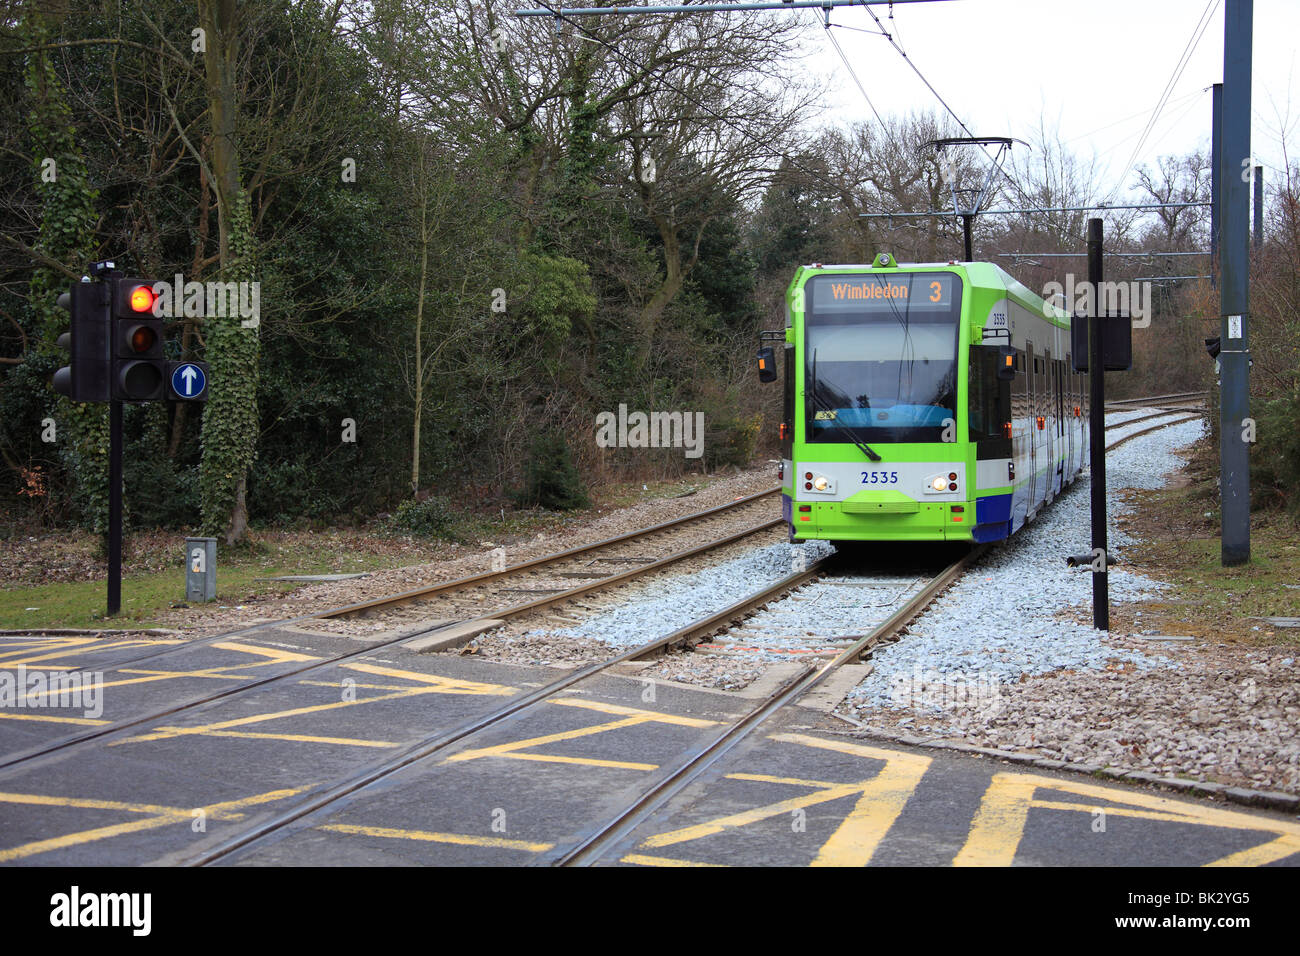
[837,415,1300,796]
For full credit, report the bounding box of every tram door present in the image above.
[1064,353,1073,477]
[1025,340,1038,515]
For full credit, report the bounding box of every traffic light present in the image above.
[111,277,165,402]
[52,279,111,402]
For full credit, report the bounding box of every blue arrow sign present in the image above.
[171,363,206,398]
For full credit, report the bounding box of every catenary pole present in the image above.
[1087,218,1108,630]
[1219,0,1252,566]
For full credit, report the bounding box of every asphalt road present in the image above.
[1,628,1297,867]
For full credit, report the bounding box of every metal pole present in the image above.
[1211,83,1221,288]
[1219,0,1252,567]
[962,214,973,261]
[1253,165,1263,249]
[1087,218,1108,631]
[108,399,122,616]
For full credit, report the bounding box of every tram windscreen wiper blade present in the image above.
[811,350,882,463]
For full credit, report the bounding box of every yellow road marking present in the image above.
[728,772,843,789]
[446,714,655,763]
[2,640,319,698]
[1207,833,1300,867]
[643,781,867,849]
[320,823,552,852]
[0,786,305,862]
[340,661,513,695]
[444,700,714,768]
[90,642,321,691]
[0,638,161,667]
[0,791,247,818]
[954,775,1036,867]
[0,711,108,725]
[1029,799,1198,826]
[0,637,111,663]
[115,667,513,747]
[955,772,1300,867]
[116,687,437,744]
[620,853,727,867]
[773,735,931,868]
[209,641,319,663]
[94,667,269,691]
[489,751,658,771]
[550,697,718,727]
[171,729,401,748]
[640,734,929,866]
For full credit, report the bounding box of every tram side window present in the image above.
[1011,348,1029,428]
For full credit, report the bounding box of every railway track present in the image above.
[1104,390,1207,409]
[3,402,1209,865]
[546,548,982,866]
[537,406,1210,864]
[181,544,980,866]
[1105,412,1203,452]
[0,488,783,772]
[311,488,783,632]
[181,555,841,865]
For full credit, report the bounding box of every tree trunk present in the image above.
[196,0,260,545]
[227,476,248,546]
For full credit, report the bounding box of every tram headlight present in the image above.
[805,473,835,494]
[930,476,947,491]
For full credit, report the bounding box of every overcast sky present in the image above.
[789,0,1297,202]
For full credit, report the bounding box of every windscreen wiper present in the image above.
[811,349,882,463]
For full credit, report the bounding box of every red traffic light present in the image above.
[129,285,155,313]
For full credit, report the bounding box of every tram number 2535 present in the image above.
[861,471,900,484]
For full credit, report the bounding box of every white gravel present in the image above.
[517,539,836,649]
[844,416,1207,710]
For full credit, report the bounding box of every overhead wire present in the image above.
[1064,85,1211,147]
[1102,0,1220,206]
[849,0,1045,232]
[528,0,857,205]
[823,20,888,131]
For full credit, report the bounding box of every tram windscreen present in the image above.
[804,272,962,444]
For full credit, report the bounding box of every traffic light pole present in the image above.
[54,261,210,618]
[108,399,122,617]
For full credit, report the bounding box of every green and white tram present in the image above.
[758,253,1089,544]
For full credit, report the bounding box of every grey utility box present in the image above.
[185,537,217,602]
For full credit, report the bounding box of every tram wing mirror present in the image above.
[757,346,777,383]
[996,346,1017,381]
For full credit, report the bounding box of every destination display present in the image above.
[809,272,959,314]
